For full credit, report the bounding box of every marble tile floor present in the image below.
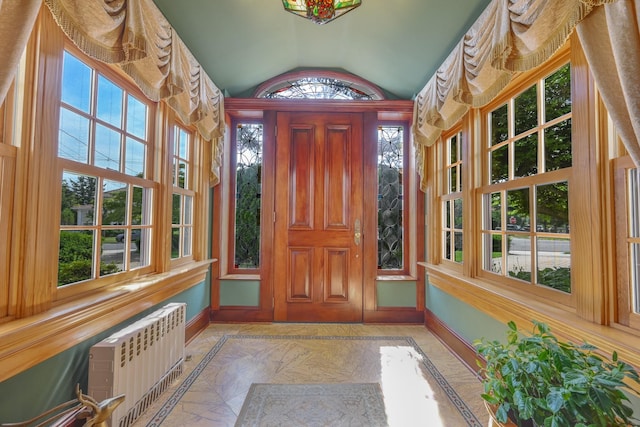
[133,323,487,427]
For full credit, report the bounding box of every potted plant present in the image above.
[474,320,640,427]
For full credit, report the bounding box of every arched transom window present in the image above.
[254,70,385,100]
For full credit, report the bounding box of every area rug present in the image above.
[144,334,483,426]
[234,383,388,427]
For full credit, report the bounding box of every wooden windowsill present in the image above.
[376,274,417,281]
[0,259,215,383]
[420,262,640,392]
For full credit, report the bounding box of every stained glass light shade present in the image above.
[282,0,362,25]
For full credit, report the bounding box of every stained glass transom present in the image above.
[261,77,376,100]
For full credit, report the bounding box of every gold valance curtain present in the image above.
[576,0,640,167]
[0,0,225,184]
[411,0,635,189]
[0,0,41,105]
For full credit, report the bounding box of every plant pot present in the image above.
[485,401,517,427]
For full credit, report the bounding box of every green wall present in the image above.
[376,280,416,307]
[218,280,418,308]
[220,280,260,306]
[0,280,209,423]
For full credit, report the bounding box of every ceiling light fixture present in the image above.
[282,0,362,25]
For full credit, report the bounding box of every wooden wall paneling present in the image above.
[570,34,605,323]
[362,112,378,313]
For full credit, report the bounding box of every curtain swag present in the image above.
[41,0,225,181]
[413,0,617,148]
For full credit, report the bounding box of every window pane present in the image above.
[491,145,508,184]
[171,227,180,259]
[444,231,451,261]
[514,133,538,178]
[485,234,502,274]
[172,193,181,224]
[183,227,192,257]
[445,200,451,228]
[536,182,569,233]
[95,124,121,170]
[178,161,187,188]
[537,237,571,293]
[58,108,90,163]
[449,167,458,193]
[61,172,97,226]
[489,192,501,231]
[133,228,150,269]
[514,85,538,136]
[96,75,123,127]
[179,128,189,158]
[378,126,403,270]
[632,243,640,312]
[61,51,92,113]
[490,104,508,146]
[545,118,572,171]
[449,134,458,164]
[630,169,639,238]
[102,180,126,226]
[454,198,463,229]
[127,94,147,139]
[58,230,95,286]
[545,64,572,122]
[125,137,145,177]
[184,195,193,225]
[100,229,123,276]
[454,231,463,263]
[507,234,531,282]
[507,188,529,231]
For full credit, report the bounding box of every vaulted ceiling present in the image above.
[152,0,492,100]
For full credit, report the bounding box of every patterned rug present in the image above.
[144,334,482,426]
[235,383,388,427]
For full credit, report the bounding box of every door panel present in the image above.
[274,112,363,322]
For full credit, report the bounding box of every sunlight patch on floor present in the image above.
[380,345,446,427]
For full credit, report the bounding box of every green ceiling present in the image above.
[152,0,492,100]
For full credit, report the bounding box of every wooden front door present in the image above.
[273,112,364,322]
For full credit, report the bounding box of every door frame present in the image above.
[214,99,420,323]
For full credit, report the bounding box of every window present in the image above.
[171,125,194,260]
[58,50,154,287]
[230,122,263,271]
[442,131,463,264]
[615,159,640,329]
[377,125,406,272]
[254,70,385,100]
[480,63,572,296]
[0,81,16,319]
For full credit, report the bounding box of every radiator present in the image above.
[88,303,186,427]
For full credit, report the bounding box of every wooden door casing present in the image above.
[273,112,364,322]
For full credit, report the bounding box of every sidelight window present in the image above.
[231,123,263,271]
[377,125,405,271]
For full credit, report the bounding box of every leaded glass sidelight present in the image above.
[378,126,404,270]
[234,123,263,269]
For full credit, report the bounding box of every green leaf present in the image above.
[546,390,565,413]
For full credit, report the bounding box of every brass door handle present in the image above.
[354,219,361,246]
